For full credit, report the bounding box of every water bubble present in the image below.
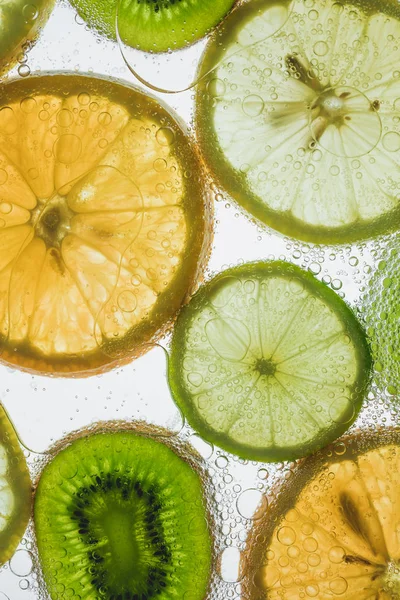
[277,526,296,545]
[77,92,91,106]
[22,3,38,21]
[0,203,12,214]
[207,78,226,97]
[56,108,74,128]
[237,488,267,520]
[59,461,77,479]
[218,547,244,583]
[18,64,31,78]
[156,127,175,146]
[20,97,36,113]
[215,455,228,469]
[0,107,18,135]
[242,95,265,118]
[382,131,400,152]
[9,549,33,577]
[117,290,137,313]
[189,434,213,459]
[98,112,112,126]
[154,158,167,172]
[313,41,329,56]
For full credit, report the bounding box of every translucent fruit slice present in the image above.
[196,0,400,244]
[0,404,31,565]
[168,261,371,462]
[0,0,55,74]
[34,428,212,600]
[243,429,400,599]
[0,74,211,375]
[364,246,400,396]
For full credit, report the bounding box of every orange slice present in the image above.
[244,429,400,599]
[0,74,211,375]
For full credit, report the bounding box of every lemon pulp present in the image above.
[0,74,210,375]
[244,431,400,599]
[196,0,400,243]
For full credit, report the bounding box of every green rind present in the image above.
[0,405,32,566]
[34,431,212,600]
[195,0,400,245]
[70,0,235,52]
[168,261,372,462]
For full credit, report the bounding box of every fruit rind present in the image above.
[168,261,372,462]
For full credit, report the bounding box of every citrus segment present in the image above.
[0,75,210,375]
[244,430,400,599]
[0,404,31,565]
[168,261,371,462]
[196,0,400,243]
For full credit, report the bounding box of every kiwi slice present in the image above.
[0,404,32,565]
[34,428,212,600]
[71,0,236,52]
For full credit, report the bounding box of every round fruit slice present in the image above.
[243,429,400,599]
[72,0,236,52]
[0,74,211,376]
[0,0,54,75]
[168,261,371,462]
[196,0,400,244]
[0,404,32,565]
[34,428,212,600]
[364,246,400,395]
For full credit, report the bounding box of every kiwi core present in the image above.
[32,195,73,248]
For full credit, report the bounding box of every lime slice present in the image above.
[196,0,400,244]
[243,429,400,599]
[0,0,55,74]
[0,74,211,376]
[364,246,400,396]
[0,404,31,565]
[168,261,371,462]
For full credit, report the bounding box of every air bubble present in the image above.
[237,489,267,520]
[313,41,328,56]
[382,131,400,152]
[207,78,226,97]
[156,127,175,146]
[0,170,8,185]
[218,547,244,583]
[77,93,91,106]
[54,134,82,164]
[242,95,265,118]
[22,3,38,21]
[117,290,137,313]
[56,109,74,128]
[9,549,33,577]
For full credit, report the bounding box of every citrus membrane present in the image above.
[243,429,400,599]
[168,261,371,462]
[0,0,54,74]
[0,74,211,376]
[364,244,400,396]
[34,427,212,600]
[0,403,31,566]
[117,0,292,94]
[196,0,400,244]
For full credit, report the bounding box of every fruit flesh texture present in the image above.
[71,0,235,53]
[244,432,400,599]
[0,74,210,375]
[168,261,371,462]
[196,0,400,243]
[0,404,32,566]
[0,0,55,74]
[34,431,212,600]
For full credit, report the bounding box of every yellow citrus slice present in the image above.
[0,0,55,74]
[0,74,211,375]
[0,404,31,565]
[244,429,400,599]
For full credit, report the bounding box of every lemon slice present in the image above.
[244,429,400,599]
[0,0,54,74]
[168,261,371,462]
[0,74,211,375]
[0,404,31,566]
[196,0,400,244]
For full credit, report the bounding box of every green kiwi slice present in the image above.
[34,428,212,600]
[71,0,236,53]
[0,404,32,565]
